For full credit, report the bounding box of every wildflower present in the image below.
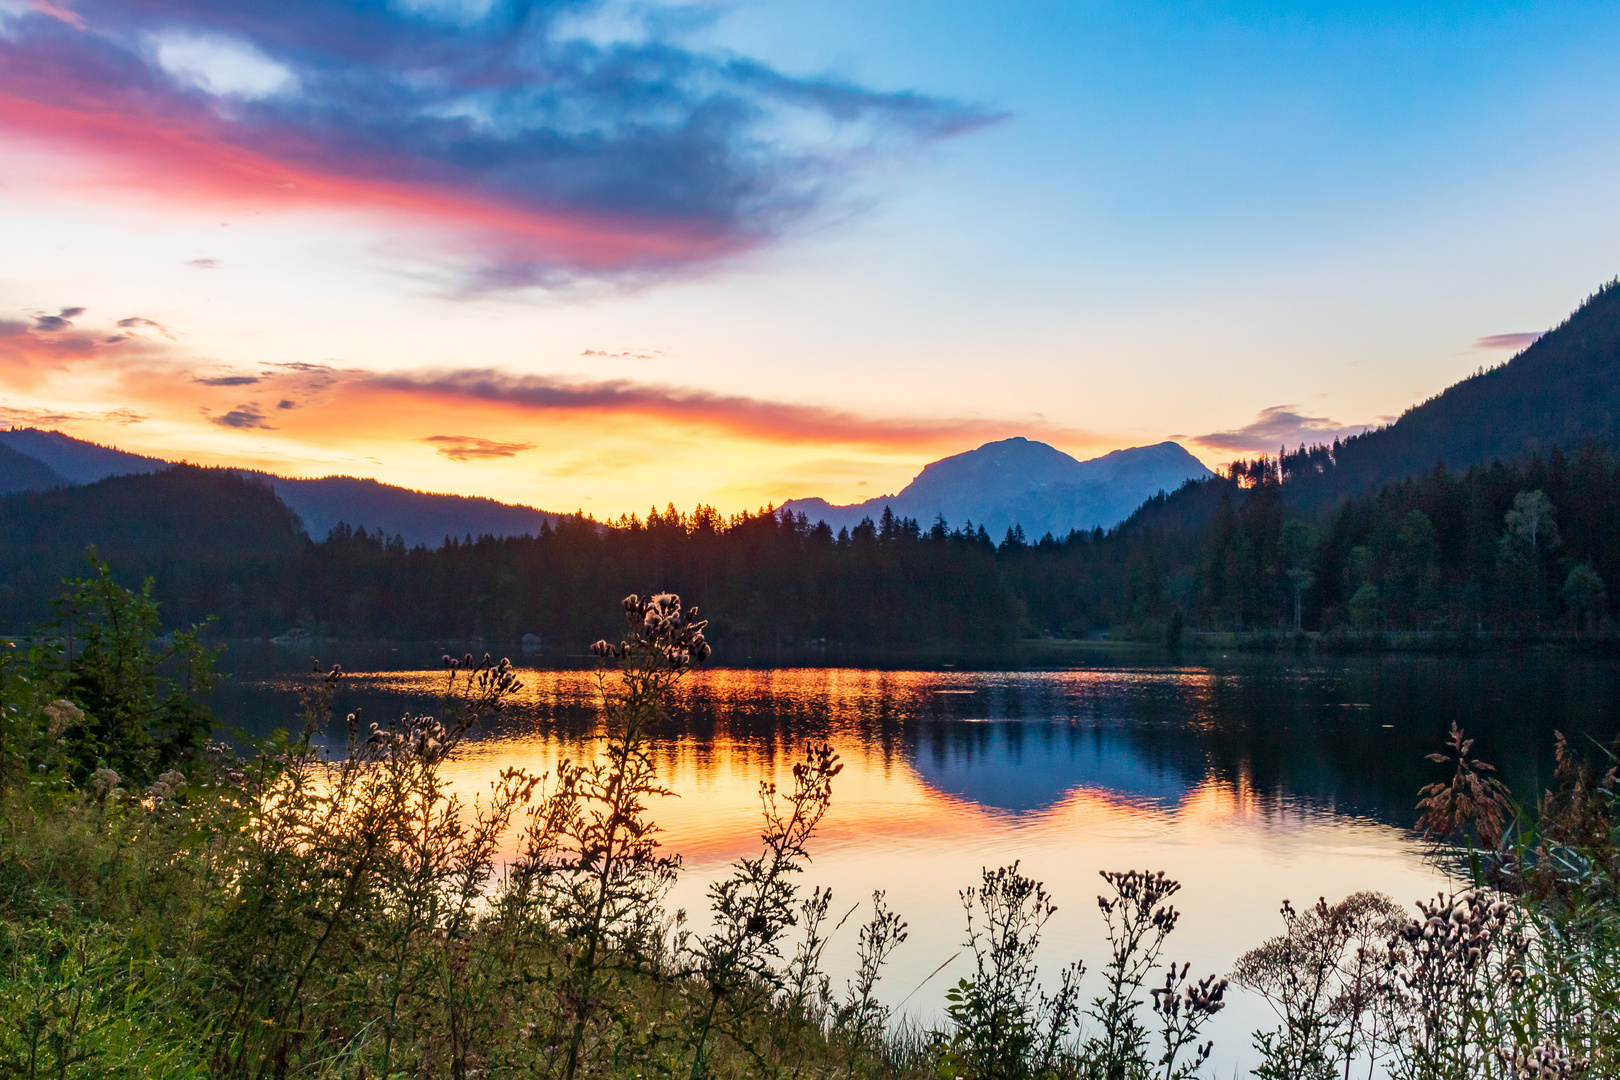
[1500,1040,1581,1079]
[91,767,119,800]
[146,770,185,806]
[42,699,83,737]
[598,592,712,669]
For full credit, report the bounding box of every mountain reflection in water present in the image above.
[913,722,1194,812]
[212,653,1620,1071]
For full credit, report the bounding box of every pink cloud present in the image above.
[1474,332,1542,351]
[0,93,727,273]
[0,0,991,287]
[1191,405,1384,454]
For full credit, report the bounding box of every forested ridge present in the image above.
[0,447,1613,648]
[5,280,1620,648]
[1274,277,1620,497]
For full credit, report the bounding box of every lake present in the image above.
[212,645,1620,1072]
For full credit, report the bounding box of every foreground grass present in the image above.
[0,786,921,1080]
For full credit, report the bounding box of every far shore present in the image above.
[1029,628,1620,657]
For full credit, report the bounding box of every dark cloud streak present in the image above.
[33,307,84,332]
[367,368,1087,449]
[212,403,273,429]
[0,405,143,426]
[422,434,536,461]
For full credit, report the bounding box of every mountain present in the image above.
[0,465,305,564]
[0,428,561,547]
[780,438,1213,538]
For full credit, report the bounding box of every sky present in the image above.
[3,0,1620,518]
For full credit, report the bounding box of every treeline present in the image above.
[1079,441,1620,638]
[1,445,1618,647]
[0,469,1027,647]
[253,505,1028,647]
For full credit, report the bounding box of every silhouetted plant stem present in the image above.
[686,743,843,1080]
[557,593,709,1080]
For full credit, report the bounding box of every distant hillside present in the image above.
[1291,279,1620,499]
[781,438,1212,538]
[0,427,166,483]
[0,428,561,547]
[0,465,304,561]
[253,474,557,547]
[0,466,307,629]
[0,442,66,495]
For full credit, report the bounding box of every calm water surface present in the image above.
[213,647,1620,1071]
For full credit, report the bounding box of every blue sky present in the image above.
[1,0,1617,513]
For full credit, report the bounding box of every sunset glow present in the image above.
[7,0,1620,515]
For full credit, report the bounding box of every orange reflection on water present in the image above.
[382,664,1407,893]
[248,660,1458,1073]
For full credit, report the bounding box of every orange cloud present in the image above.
[358,368,1093,452]
[0,310,1101,484]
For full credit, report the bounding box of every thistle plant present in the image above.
[835,890,909,1048]
[685,741,844,1080]
[1147,963,1225,1080]
[1234,892,1405,1080]
[1084,870,1184,1079]
[1386,889,1523,1080]
[545,593,710,1080]
[938,862,1084,1080]
[781,885,839,1019]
